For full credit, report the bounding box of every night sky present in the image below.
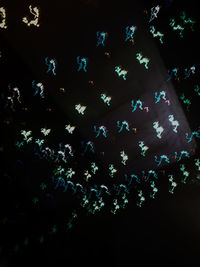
[1,0,200,266]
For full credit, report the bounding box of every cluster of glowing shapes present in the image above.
[150,181,158,199]
[137,190,145,207]
[22,5,40,27]
[111,195,128,214]
[41,128,51,136]
[185,130,200,143]
[77,56,88,72]
[32,80,45,98]
[101,93,111,106]
[75,104,87,115]
[65,124,76,134]
[0,7,7,29]
[117,120,130,133]
[168,115,179,133]
[149,5,161,23]
[139,141,149,157]
[153,121,164,139]
[180,93,191,111]
[136,53,150,69]
[194,85,200,96]
[125,25,137,42]
[115,66,128,80]
[168,175,177,194]
[96,31,107,46]
[109,164,117,178]
[94,125,107,138]
[180,164,190,184]
[155,91,170,105]
[21,130,32,143]
[155,155,170,166]
[45,57,56,75]
[150,25,164,43]
[120,151,128,165]
[174,150,190,162]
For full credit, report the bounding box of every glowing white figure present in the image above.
[169,18,184,38]
[131,99,144,112]
[35,139,44,147]
[137,190,145,207]
[153,121,164,139]
[111,199,120,214]
[150,25,164,43]
[32,81,44,98]
[139,141,149,156]
[115,66,128,80]
[195,158,200,171]
[21,130,32,143]
[136,53,150,69]
[64,144,73,157]
[168,115,179,133]
[65,124,76,134]
[22,5,40,27]
[168,175,177,194]
[41,128,51,136]
[149,5,161,23]
[120,151,128,165]
[109,164,117,178]
[180,164,189,184]
[150,181,158,199]
[75,104,87,115]
[101,93,111,106]
[91,162,98,174]
[66,168,75,179]
[45,57,56,75]
[0,7,7,29]
[84,170,92,182]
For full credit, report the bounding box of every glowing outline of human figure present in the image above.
[120,151,128,165]
[149,5,161,23]
[150,25,164,43]
[77,56,88,72]
[174,150,190,161]
[168,114,179,133]
[150,181,158,199]
[136,53,150,69]
[91,162,98,174]
[131,99,143,112]
[155,91,167,103]
[169,18,184,38]
[155,155,170,166]
[139,141,149,156]
[94,125,107,138]
[185,131,200,143]
[0,7,7,29]
[65,124,76,134]
[180,164,190,184]
[168,175,177,194]
[75,104,87,115]
[117,120,130,133]
[194,85,200,96]
[22,5,40,27]
[137,190,145,207]
[96,31,107,46]
[66,168,75,179]
[101,93,111,106]
[153,121,164,139]
[125,25,137,42]
[115,66,128,80]
[180,11,195,31]
[184,66,195,79]
[45,57,56,75]
[32,80,45,98]
[84,141,95,153]
[109,164,117,178]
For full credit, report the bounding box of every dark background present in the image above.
[1,0,200,266]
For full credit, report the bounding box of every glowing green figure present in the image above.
[40,183,47,190]
[180,93,191,111]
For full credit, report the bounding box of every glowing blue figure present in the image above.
[174,150,190,161]
[180,11,195,31]
[136,53,150,69]
[65,124,76,134]
[168,115,179,133]
[150,181,158,199]
[96,31,107,46]
[168,175,177,194]
[180,93,191,111]
[155,155,170,166]
[75,104,87,115]
[155,91,167,103]
[124,173,140,185]
[139,141,149,156]
[131,99,143,112]
[149,5,161,23]
[185,131,200,143]
[109,164,117,178]
[16,141,24,148]
[77,56,88,72]
[94,125,107,138]
[101,93,111,106]
[169,18,184,38]
[137,190,145,207]
[117,120,130,133]
[167,67,179,81]
[146,170,158,181]
[153,121,164,139]
[99,185,110,196]
[195,158,200,171]
[66,168,75,179]
[84,141,95,153]
[32,80,44,98]
[125,25,137,42]
[120,151,128,165]
[180,164,189,184]
[194,85,200,96]
[91,162,98,174]
[184,66,195,79]
[54,176,66,190]
[21,130,32,143]
[150,25,164,43]
[45,57,56,75]
[115,66,128,80]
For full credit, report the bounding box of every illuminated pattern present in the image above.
[115,66,128,80]
[111,199,120,214]
[75,104,87,115]
[109,164,117,178]
[168,115,179,133]
[168,175,177,194]
[125,25,137,42]
[136,53,150,69]
[32,80,44,98]
[45,57,56,75]
[117,120,130,133]
[125,173,140,184]
[84,170,92,182]
[142,170,158,181]
[0,7,7,29]
[180,93,191,111]
[41,128,51,136]
[77,56,88,72]
[101,93,111,106]
[155,155,170,166]
[131,99,143,112]
[96,31,107,46]
[155,90,167,103]
[22,5,40,27]
[194,85,200,96]
[35,139,44,147]
[174,150,190,161]
[139,141,149,156]
[185,131,200,143]
[184,66,195,79]
[120,151,128,165]
[149,5,161,23]
[180,11,195,31]
[66,168,75,179]
[137,190,145,207]
[21,130,32,143]
[153,121,164,139]
[167,67,179,81]
[6,86,22,111]
[195,159,200,171]
[65,124,76,134]
[150,181,158,199]
[94,125,107,138]
[180,164,189,184]
[84,141,95,153]
[91,162,98,174]
[150,25,164,43]
[169,18,184,38]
